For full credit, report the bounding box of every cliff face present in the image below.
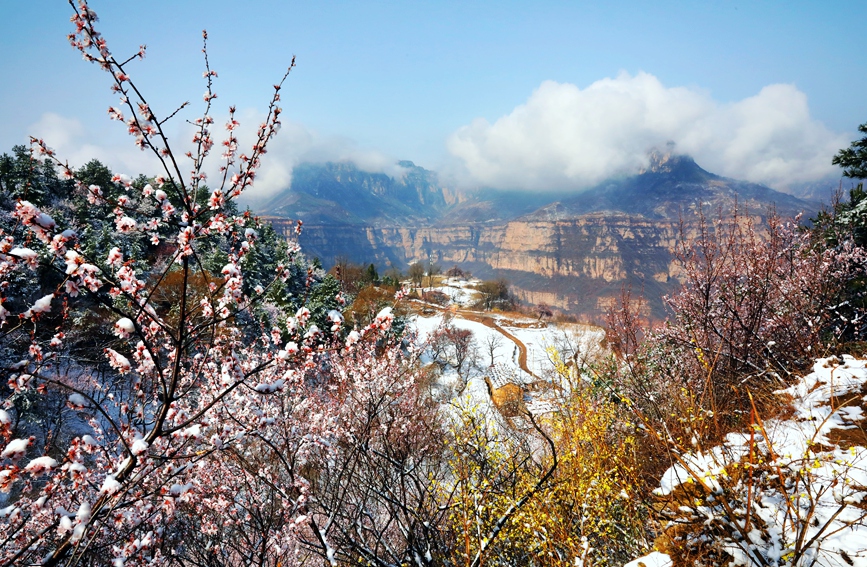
[260,156,820,320]
[268,213,721,318]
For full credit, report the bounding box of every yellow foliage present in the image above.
[443,352,648,566]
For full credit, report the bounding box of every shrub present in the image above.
[422,289,450,306]
[445,351,647,566]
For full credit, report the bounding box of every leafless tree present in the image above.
[482,332,504,367]
[408,262,425,289]
[299,353,453,567]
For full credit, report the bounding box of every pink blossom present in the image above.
[327,309,343,332]
[50,234,70,255]
[28,343,43,361]
[113,173,132,187]
[107,247,123,266]
[12,200,56,242]
[114,317,135,338]
[115,216,136,233]
[105,348,132,374]
[345,330,361,347]
[101,476,121,495]
[26,293,55,316]
[9,248,39,269]
[65,280,80,296]
[130,439,148,456]
[65,250,84,275]
[161,200,175,217]
[87,184,103,204]
[221,263,240,278]
[200,299,213,318]
[7,373,34,392]
[296,307,311,326]
[107,106,124,121]
[374,307,394,331]
[68,393,88,409]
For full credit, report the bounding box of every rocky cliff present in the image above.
[260,155,821,320]
[267,211,766,320]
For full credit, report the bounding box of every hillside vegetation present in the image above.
[0,3,866,566]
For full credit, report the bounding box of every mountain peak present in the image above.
[639,150,699,175]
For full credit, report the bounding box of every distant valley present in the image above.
[256,153,822,321]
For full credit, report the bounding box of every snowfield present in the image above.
[411,313,523,409]
[428,277,483,307]
[498,319,605,378]
[409,312,604,416]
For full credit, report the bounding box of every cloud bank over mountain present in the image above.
[231,109,409,198]
[447,72,847,191]
[28,72,849,197]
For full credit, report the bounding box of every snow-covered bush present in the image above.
[610,207,867,445]
[607,207,867,566]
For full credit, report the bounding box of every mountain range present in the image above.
[256,153,823,321]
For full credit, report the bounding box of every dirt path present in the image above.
[410,301,538,379]
[455,311,538,378]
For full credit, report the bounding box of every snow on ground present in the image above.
[656,356,867,496]
[412,313,516,367]
[414,277,483,308]
[500,321,605,379]
[411,313,529,410]
[632,356,867,567]
[409,312,605,421]
[409,287,867,564]
[624,551,672,567]
[440,277,482,289]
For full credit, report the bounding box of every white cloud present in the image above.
[237,111,406,198]
[447,72,847,191]
[29,113,162,179]
[27,110,401,200]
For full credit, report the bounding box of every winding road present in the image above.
[410,300,539,380]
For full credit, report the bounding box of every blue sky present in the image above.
[2,1,865,194]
